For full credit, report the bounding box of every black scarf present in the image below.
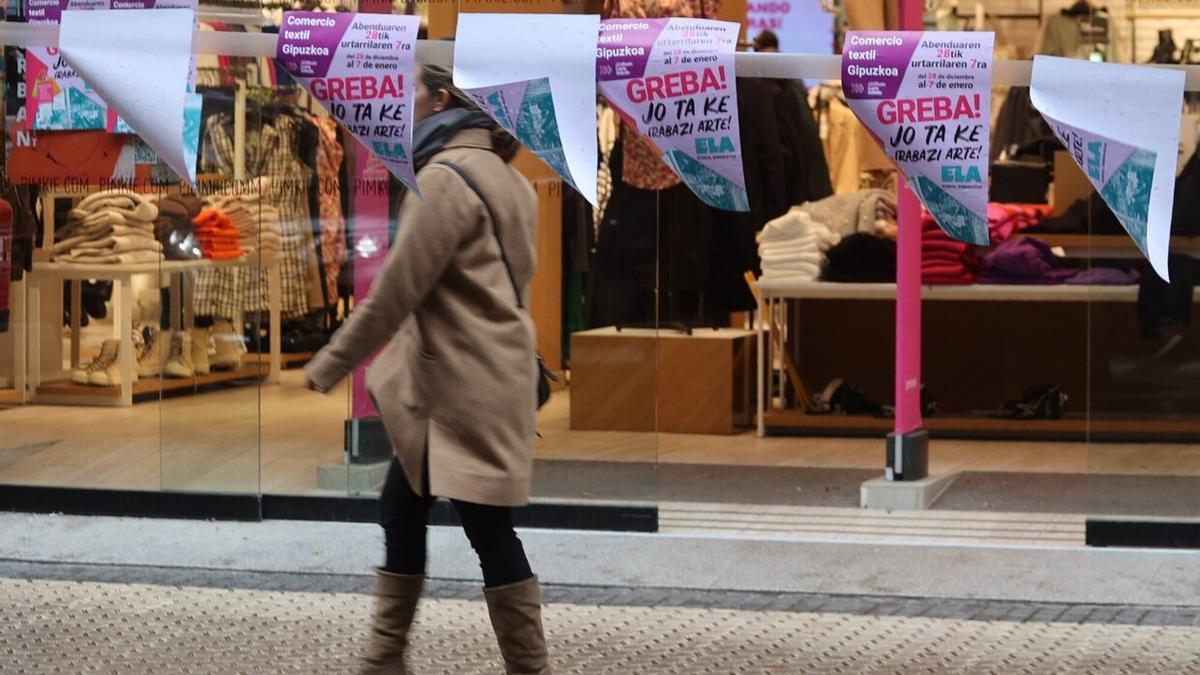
[411,108,495,169]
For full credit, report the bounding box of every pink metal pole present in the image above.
[893,0,925,438]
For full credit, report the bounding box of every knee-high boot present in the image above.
[483,576,551,675]
[361,568,424,674]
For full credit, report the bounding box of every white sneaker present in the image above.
[164,331,194,379]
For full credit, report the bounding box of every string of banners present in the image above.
[14,9,1188,278]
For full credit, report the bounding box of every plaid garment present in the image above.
[194,113,314,320]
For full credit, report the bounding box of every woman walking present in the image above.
[304,65,548,674]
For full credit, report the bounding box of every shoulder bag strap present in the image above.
[435,161,525,310]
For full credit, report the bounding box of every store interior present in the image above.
[4,0,1200,543]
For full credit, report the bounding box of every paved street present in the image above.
[4,561,1200,674]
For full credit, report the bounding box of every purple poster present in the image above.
[277,12,419,191]
[598,18,749,212]
[24,0,196,131]
[842,31,994,244]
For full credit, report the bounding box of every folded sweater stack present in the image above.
[206,193,282,267]
[922,213,981,285]
[796,189,897,238]
[192,209,246,261]
[53,190,163,264]
[922,204,1054,285]
[757,210,841,283]
[987,203,1051,244]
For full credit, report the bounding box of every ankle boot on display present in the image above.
[137,327,166,378]
[89,335,139,387]
[164,331,194,379]
[210,319,244,371]
[190,327,212,376]
[74,339,120,385]
[484,576,551,675]
[360,568,424,675]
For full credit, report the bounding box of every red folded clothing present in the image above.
[923,273,979,285]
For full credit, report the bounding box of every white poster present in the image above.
[1031,56,1184,281]
[453,13,599,207]
[842,31,994,244]
[59,8,199,188]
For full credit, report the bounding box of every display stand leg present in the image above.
[182,273,195,330]
[168,273,183,332]
[756,292,765,438]
[117,278,134,407]
[27,276,41,393]
[268,264,282,384]
[69,280,81,370]
[13,278,27,401]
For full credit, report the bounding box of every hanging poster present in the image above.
[841,31,994,245]
[454,13,599,207]
[24,0,197,131]
[276,12,420,191]
[1030,55,1183,281]
[59,8,199,187]
[597,18,749,212]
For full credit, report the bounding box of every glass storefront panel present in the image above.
[4,0,1200,551]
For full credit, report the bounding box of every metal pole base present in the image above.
[886,430,929,482]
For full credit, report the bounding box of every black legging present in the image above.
[379,457,533,588]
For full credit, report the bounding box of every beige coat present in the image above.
[305,128,539,506]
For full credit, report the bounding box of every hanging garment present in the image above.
[823,97,891,195]
[1036,13,1084,58]
[737,78,790,228]
[596,104,619,227]
[0,198,11,333]
[2,184,36,283]
[787,80,834,202]
[843,0,900,31]
[311,116,347,307]
[195,113,313,320]
[990,87,1057,162]
[1173,138,1200,236]
[1137,254,1198,338]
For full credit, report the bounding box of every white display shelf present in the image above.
[34,253,261,279]
[25,253,282,407]
[753,280,1181,303]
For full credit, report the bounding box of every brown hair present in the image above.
[419,64,521,163]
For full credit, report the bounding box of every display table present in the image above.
[570,326,755,435]
[754,280,1200,440]
[25,255,282,407]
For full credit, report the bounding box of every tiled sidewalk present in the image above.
[4,563,1200,674]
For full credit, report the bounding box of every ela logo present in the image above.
[941,165,982,183]
[372,141,408,161]
[695,136,735,154]
[1086,141,1103,181]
